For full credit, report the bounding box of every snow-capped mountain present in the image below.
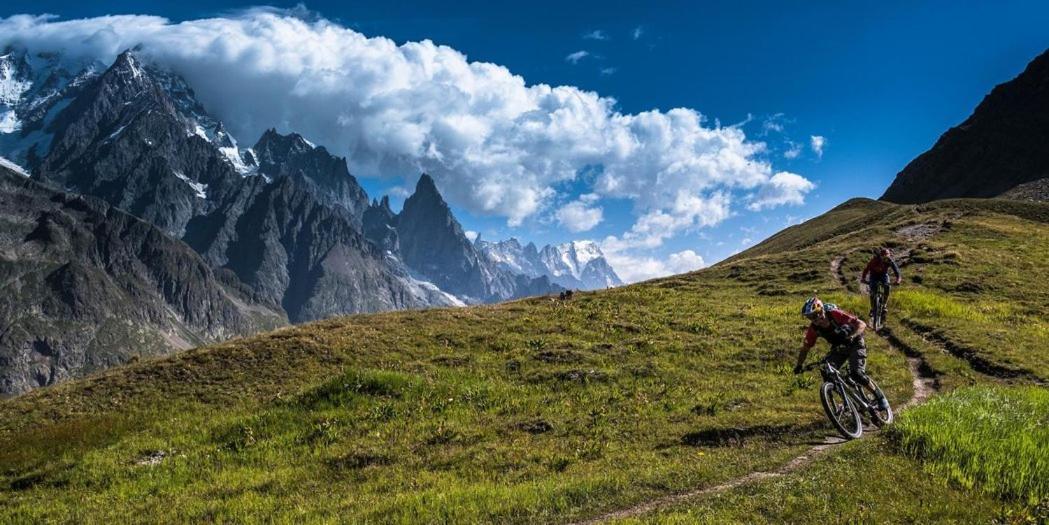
[0,48,104,169]
[478,238,623,290]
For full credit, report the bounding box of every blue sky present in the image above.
[3,1,1048,281]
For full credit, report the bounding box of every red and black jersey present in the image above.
[804,308,863,348]
[861,256,901,282]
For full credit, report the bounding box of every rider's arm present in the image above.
[851,319,867,339]
[794,328,817,373]
[860,260,872,282]
[890,258,902,283]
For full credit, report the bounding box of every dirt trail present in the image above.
[569,256,938,524]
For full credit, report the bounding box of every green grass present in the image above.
[890,386,1049,503]
[616,437,1043,524]
[0,197,1046,522]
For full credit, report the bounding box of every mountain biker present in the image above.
[793,296,889,410]
[860,247,901,321]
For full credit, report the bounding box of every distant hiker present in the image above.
[860,247,901,320]
[795,297,889,410]
[565,290,574,300]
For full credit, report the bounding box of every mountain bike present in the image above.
[863,279,889,331]
[815,355,894,439]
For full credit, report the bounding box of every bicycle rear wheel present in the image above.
[873,292,884,331]
[820,382,863,439]
[860,381,894,426]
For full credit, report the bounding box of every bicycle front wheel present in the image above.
[820,382,863,439]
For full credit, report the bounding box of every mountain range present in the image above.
[477,238,623,290]
[0,48,592,394]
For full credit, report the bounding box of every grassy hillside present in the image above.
[1,198,1046,522]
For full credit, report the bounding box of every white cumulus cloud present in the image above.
[603,249,706,284]
[0,9,811,238]
[747,171,815,211]
[555,198,603,233]
[582,30,608,41]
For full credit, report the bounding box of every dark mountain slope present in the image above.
[184,174,439,322]
[882,48,1049,203]
[0,166,284,395]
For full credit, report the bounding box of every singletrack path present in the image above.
[569,256,937,524]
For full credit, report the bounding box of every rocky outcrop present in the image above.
[0,166,284,395]
[882,48,1049,203]
[1000,178,1049,202]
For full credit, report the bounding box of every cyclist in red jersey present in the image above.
[861,247,902,320]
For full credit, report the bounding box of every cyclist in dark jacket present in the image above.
[861,247,901,320]
[794,296,888,410]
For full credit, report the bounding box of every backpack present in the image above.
[817,303,854,343]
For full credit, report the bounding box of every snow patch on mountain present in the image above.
[0,155,29,176]
[0,55,32,107]
[173,170,207,199]
[0,49,104,165]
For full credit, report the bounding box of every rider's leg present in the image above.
[849,340,888,409]
[881,280,891,313]
[825,346,849,372]
[868,281,879,317]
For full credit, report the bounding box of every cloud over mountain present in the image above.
[0,9,811,238]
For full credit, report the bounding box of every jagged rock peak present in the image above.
[107,50,149,84]
[255,128,318,155]
[414,173,443,200]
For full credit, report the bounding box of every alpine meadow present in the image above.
[1,3,1047,524]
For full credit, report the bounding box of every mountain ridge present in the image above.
[882,48,1049,203]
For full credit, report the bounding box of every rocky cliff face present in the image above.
[0,166,284,395]
[252,129,370,223]
[184,173,446,322]
[396,174,490,300]
[882,48,1049,203]
[37,52,246,237]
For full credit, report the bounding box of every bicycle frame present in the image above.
[820,361,875,412]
